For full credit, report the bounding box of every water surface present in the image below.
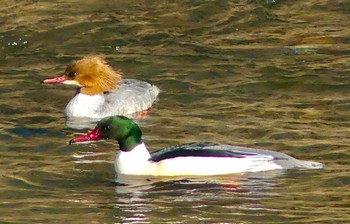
[0,0,349,223]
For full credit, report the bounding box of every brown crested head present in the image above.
[64,56,122,95]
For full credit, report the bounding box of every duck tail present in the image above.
[297,160,324,169]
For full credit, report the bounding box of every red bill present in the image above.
[69,128,101,144]
[41,75,66,84]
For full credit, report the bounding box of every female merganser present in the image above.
[41,56,160,119]
[69,116,323,176]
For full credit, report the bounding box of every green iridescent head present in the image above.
[70,116,142,151]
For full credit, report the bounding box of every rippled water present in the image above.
[1,0,349,223]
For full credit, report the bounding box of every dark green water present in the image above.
[1,0,349,223]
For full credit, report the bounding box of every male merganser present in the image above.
[69,116,323,176]
[41,56,160,119]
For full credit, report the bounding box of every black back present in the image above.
[150,142,258,162]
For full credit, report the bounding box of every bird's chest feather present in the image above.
[65,93,105,118]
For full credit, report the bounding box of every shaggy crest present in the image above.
[65,56,122,95]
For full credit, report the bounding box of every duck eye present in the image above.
[103,125,111,131]
[69,72,77,79]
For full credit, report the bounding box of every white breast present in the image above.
[115,143,153,175]
[64,94,107,118]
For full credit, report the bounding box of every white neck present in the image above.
[114,143,152,175]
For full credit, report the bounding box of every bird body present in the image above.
[70,116,323,176]
[42,56,159,119]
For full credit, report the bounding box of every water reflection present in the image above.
[1,0,350,223]
[66,117,102,130]
[113,172,283,223]
[66,111,154,130]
